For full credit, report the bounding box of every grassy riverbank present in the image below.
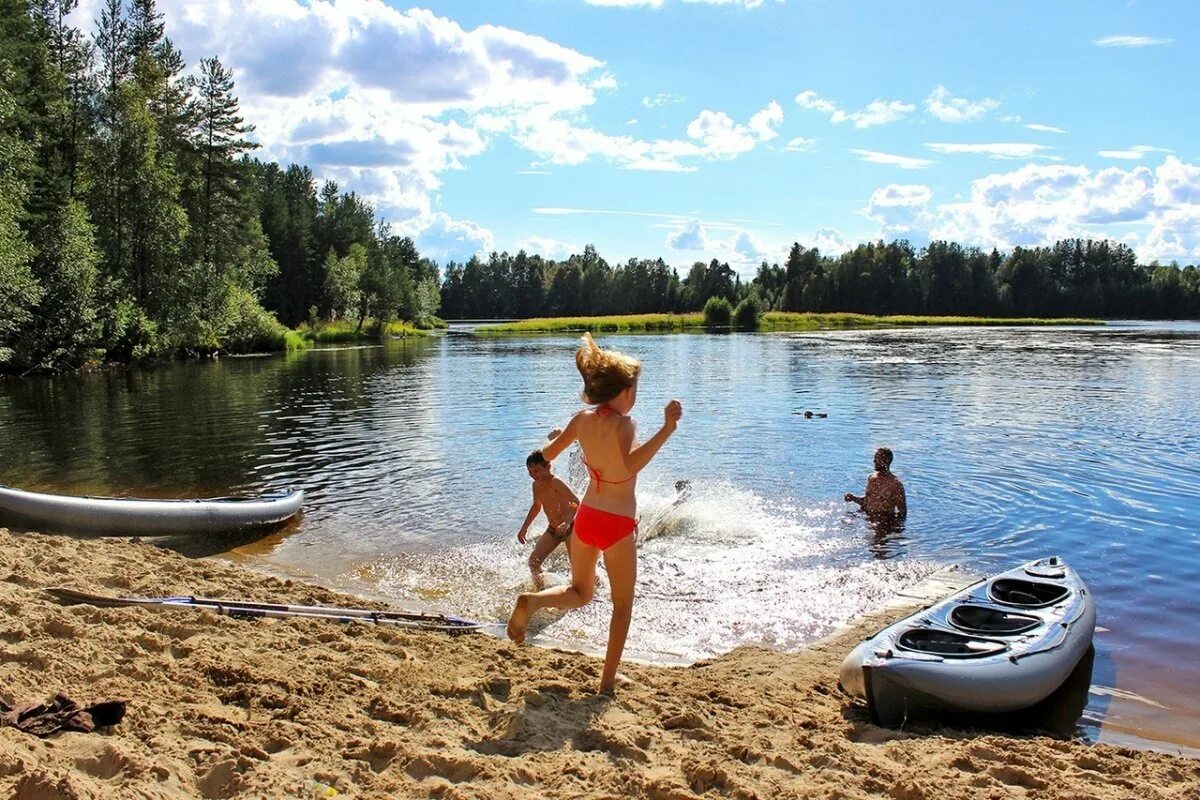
[476,312,1105,334]
[296,319,440,344]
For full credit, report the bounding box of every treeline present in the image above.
[441,239,1200,320]
[0,0,435,373]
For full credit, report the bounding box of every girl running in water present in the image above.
[507,333,683,693]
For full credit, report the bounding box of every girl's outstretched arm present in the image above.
[619,400,682,476]
[541,413,580,463]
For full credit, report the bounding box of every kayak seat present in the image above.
[896,629,1008,659]
[949,604,1042,635]
[989,578,1070,608]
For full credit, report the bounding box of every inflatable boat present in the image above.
[0,484,304,536]
[840,556,1095,726]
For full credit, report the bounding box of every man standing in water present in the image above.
[845,447,907,520]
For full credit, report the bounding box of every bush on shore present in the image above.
[703,296,733,328]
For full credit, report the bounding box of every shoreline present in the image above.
[2,529,1196,798]
[474,312,1108,334]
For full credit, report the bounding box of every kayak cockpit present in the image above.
[989,578,1070,608]
[896,629,1009,659]
[949,604,1043,635]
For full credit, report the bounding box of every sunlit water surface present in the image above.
[1,322,1197,751]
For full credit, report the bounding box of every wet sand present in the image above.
[1,528,1196,799]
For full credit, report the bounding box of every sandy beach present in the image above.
[1,528,1196,799]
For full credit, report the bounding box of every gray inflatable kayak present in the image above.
[840,556,1095,726]
[0,484,304,536]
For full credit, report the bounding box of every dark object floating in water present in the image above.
[46,587,484,634]
[839,556,1095,727]
[799,410,829,418]
[0,484,304,536]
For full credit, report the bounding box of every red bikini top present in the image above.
[580,405,634,492]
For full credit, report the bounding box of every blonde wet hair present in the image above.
[575,332,641,405]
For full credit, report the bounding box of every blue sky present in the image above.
[77,0,1200,271]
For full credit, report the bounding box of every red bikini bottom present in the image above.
[573,504,637,551]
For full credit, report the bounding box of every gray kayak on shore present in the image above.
[839,556,1095,727]
[0,484,304,536]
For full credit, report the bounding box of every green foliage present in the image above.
[296,318,429,343]
[221,287,308,354]
[443,239,1198,324]
[0,70,41,355]
[323,245,364,321]
[19,198,101,369]
[733,296,763,330]
[703,296,733,327]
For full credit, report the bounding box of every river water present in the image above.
[1,322,1197,751]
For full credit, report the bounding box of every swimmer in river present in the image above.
[516,450,579,590]
[845,447,907,521]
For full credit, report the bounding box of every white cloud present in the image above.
[108,0,615,258]
[925,142,1051,160]
[1098,145,1174,160]
[859,156,1200,261]
[748,101,784,141]
[1094,35,1173,47]
[642,93,683,107]
[811,227,849,255]
[1024,123,1068,134]
[796,89,914,129]
[733,230,766,261]
[417,212,495,262]
[925,85,999,124]
[667,219,709,250]
[851,149,934,170]
[782,136,816,152]
[586,0,663,6]
[517,235,579,259]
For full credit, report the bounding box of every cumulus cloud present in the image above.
[1098,144,1173,160]
[811,227,849,255]
[859,156,1200,261]
[505,100,783,171]
[851,149,934,170]
[796,90,914,129]
[667,220,710,250]
[925,85,999,124]
[782,136,816,152]
[748,101,784,141]
[925,142,1051,160]
[517,236,580,259]
[101,0,614,258]
[860,184,934,234]
[1093,35,1173,47]
[417,212,495,262]
[733,230,766,261]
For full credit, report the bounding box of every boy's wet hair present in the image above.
[527,450,549,468]
[876,447,894,468]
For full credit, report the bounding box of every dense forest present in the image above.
[0,0,436,373]
[2,3,1198,375]
[440,240,1200,321]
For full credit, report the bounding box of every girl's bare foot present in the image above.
[507,595,532,643]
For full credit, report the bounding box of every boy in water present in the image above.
[517,450,580,589]
[845,447,907,519]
